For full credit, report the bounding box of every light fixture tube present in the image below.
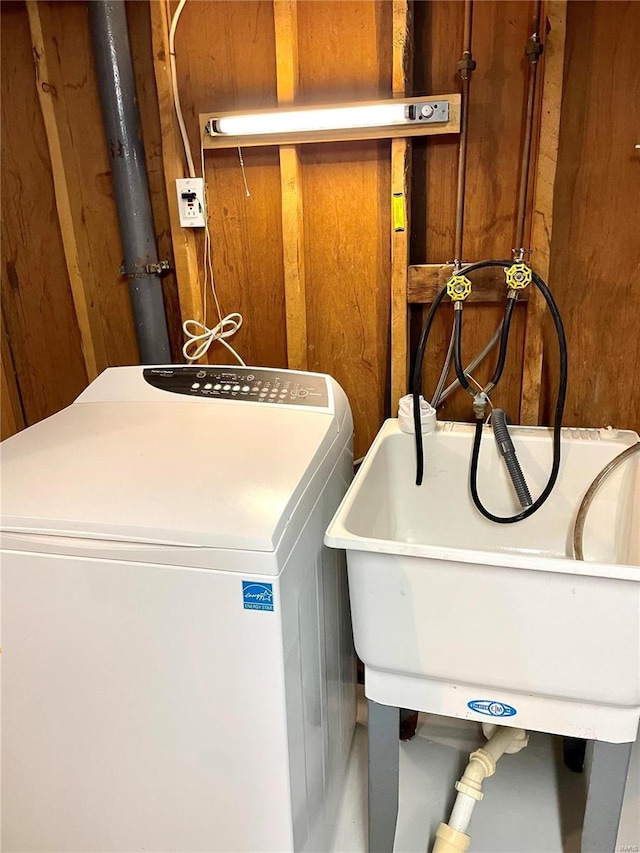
[215,103,410,137]
[201,98,457,149]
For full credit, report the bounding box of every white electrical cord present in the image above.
[169,0,245,366]
[181,139,245,365]
[168,0,196,178]
[182,315,244,363]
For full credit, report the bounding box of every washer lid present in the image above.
[1,396,341,552]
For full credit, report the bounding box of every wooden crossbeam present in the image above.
[274,0,308,371]
[408,263,530,304]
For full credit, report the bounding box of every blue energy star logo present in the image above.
[242,581,274,612]
[467,699,517,718]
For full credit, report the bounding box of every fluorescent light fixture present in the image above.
[201,97,459,149]
[216,104,411,136]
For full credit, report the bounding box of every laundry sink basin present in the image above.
[326,420,640,742]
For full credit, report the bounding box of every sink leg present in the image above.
[581,739,633,853]
[400,708,419,741]
[563,736,587,772]
[368,699,400,853]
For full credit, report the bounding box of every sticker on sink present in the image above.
[467,699,517,718]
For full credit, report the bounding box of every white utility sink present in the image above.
[326,420,640,743]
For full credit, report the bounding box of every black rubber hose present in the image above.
[470,270,567,523]
[411,259,567,523]
[453,309,471,391]
[492,408,533,507]
[411,286,449,485]
[488,296,517,388]
[412,259,513,486]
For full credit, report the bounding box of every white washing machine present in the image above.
[0,365,356,853]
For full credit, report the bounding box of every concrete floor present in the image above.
[332,697,640,852]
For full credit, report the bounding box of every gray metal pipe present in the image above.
[89,0,171,364]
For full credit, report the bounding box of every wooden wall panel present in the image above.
[44,0,139,367]
[1,0,88,425]
[297,1,391,103]
[1,317,25,440]
[27,0,109,381]
[411,0,534,424]
[544,0,640,431]
[302,142,391,458]
[2,0,638,451]
[298,1,392,457]
[1,0,183,434]
[168,0,287,368]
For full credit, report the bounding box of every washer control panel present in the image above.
[143,367,329,407]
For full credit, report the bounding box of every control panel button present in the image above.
[232,385,241,392]
[204,383,212,390]
[223,384,231,391]
[297,389,308,398]
[214,383,222,390]
[242,385,250,392]
[196,371,207,379]
[191,382,200,389]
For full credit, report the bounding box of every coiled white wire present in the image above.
[182,314,245,363]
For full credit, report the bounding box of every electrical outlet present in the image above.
[176,177,206,228]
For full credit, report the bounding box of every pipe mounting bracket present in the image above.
[119,259,172,279]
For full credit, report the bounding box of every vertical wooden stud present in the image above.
[150,0,203,336]
[390,0,413,409]
[26,0,108,381]
[274,0,307,371]
[520,1,567,424]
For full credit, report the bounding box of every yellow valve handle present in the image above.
[506,263,532,290]
[447,274,472,302]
